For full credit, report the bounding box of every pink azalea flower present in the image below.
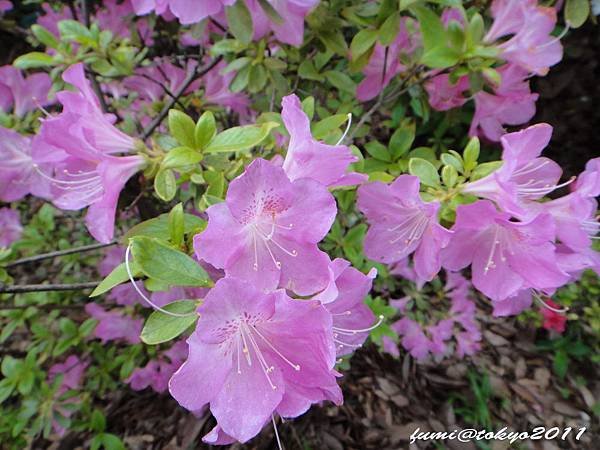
[0,1,12,13]
[425,73,470,111]
[392,317,430,360]
[455,331,481,357]
[85,303,142,344]
[128,340,188,393]
[469,64,539,141]
[485,0,563,76]
[541,299,567,333]
[0,66,53,117]
[491,289,533,317]
[201,61,250,116]
[246,0,319,46]
[358,175,452,282]
[132,0,234,24]
[36,63,146,243]
[381,335,400,357]
[48,355,88,436]
[0,207,22,247]
[37,3,74,37]
[281,94,366,187]
[574,157,600,198]
[389,258,426,290]
[314,258,377,356]
[168,277,341,444]
[0,127,60,202]
[194,158,336,296]
[356,18,418,101]
[462,123,564,216]
[442,200,569,302]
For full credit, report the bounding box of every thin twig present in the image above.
[141,55,224,140]
[5,242,116,269]
[0,282,100,294]
[0,303,85,311]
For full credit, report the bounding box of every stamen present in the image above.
[389,214,428,245]
[517,176,575,196]
[334,338,362,349]
[336,113,352,145]
[330,310,352,317]
[538,25,569,49]
[272,415,283,450]
[250,324,300,371]
[532,291,569,314]
[33,97,51,117]
[512,159,550,177]
[124,244,198,318]
[333,315,385,335]
[387,210,422,232]
[33,164,101,187]
[243,324,278,390]
[484,227,501,274]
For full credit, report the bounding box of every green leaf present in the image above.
[154,169,177,202]
[441,165,458,188]
[100,433,126,450]
[301,96,315,120]
[412,6,446,52]
[226,1,253,44]
[230,65,251,92]
[312,114,349,140]
[470,161,502,181]
[553,349,568,379]
[248,64,268,93]
[31,25,59,49]
[13,52,54,69]
[168,203,184,247]
[408,157,440,187]
[565,0,590,28]
[463,137,480,171]
[324,70,356,93]
[389,122,415,159]
[194,111,217,150]
[379,12,401,46]
[168,110,196,148]
[204,122,277,153]
[298,60,324,81]
[90,261,140,297]
[140,300,198,345]
[58,20,95,46]
[130,237,211,287]
[350,29,379,60]
[123,213,206,242]
[364,141,391,162]
[441,153,463,173]
[162,147,202,169]
[421,46,461,69]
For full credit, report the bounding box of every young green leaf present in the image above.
[154,168,177,202]
[162,147,203,169]
[225,1,253,44]
[194,111,217,150]
[13,52,55,69]
[408,157,440,187]
[90,261,141,297]
[168,203,185,247]
[350,29,379,60]
[204,122,277,153]
[168,110,196,148]
[565,0,590,28]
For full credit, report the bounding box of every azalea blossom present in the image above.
[358,175,452,282]
[36,63,146,243]
[314,258,378,356]
[491,289,533,317]
[425,73,470,112]
[462,123,564,216]
[84,303,143,344]
[357,18,418,101]
[281,94,365,187]
[468,64,539,141]
[0,66,53,117]
[132,0,234,25]
[195,158,336,295]
[485,0,563,76]
[128,340,188,393]
[0,207,22,247]
[442,200,569,301]
[168,277,341,444]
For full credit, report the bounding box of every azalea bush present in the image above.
[0,0,598,448]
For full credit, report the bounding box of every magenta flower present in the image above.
[442,200,569,301]
[48,355,88,436]
[133,0,234,24]
[281,94,366,187]
[485,0,563,76]
[201,60,250,116]
[491,289,533,317]
[469,64,539,141]
[246,0,319,46]
[0,127,61,202]
[195,158,335,295]
[574,157,600,198]
[425,73,470,111]
[0,1,12,13]
[314,258,377,356]
[0,207,22,247]
[392,318,430,360]
[168,277,341,444]
[128,340,188,393]
[358,175,452,282]
[36,63,146,243]
[0,66,53,117]
[462,123,568,217]
[357,18,418,101]
[381,336,400,357]
[85,303,142,344]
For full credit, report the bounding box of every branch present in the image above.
[5,242,116,269]
[141,55,224,140]
[0,282,100,294]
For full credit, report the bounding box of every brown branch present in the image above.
[5,241,116,269]
[0,282,100,294]
[141,55,224,140]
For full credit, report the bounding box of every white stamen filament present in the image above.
[538,25,569,49]
[272,415,283,450]
[387,210,422,232]
[250,324,300,371]
[389,214,428,245]
[517,176,575,196]
[512,159,550,177]
[336,113,353,145]
[251,220,297,271]
[532,291,569,314]
[333,315,385,336]
[484,227,501,274]
[334,337,362,349]
[124,244,198,318]
[33,164,102,188]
